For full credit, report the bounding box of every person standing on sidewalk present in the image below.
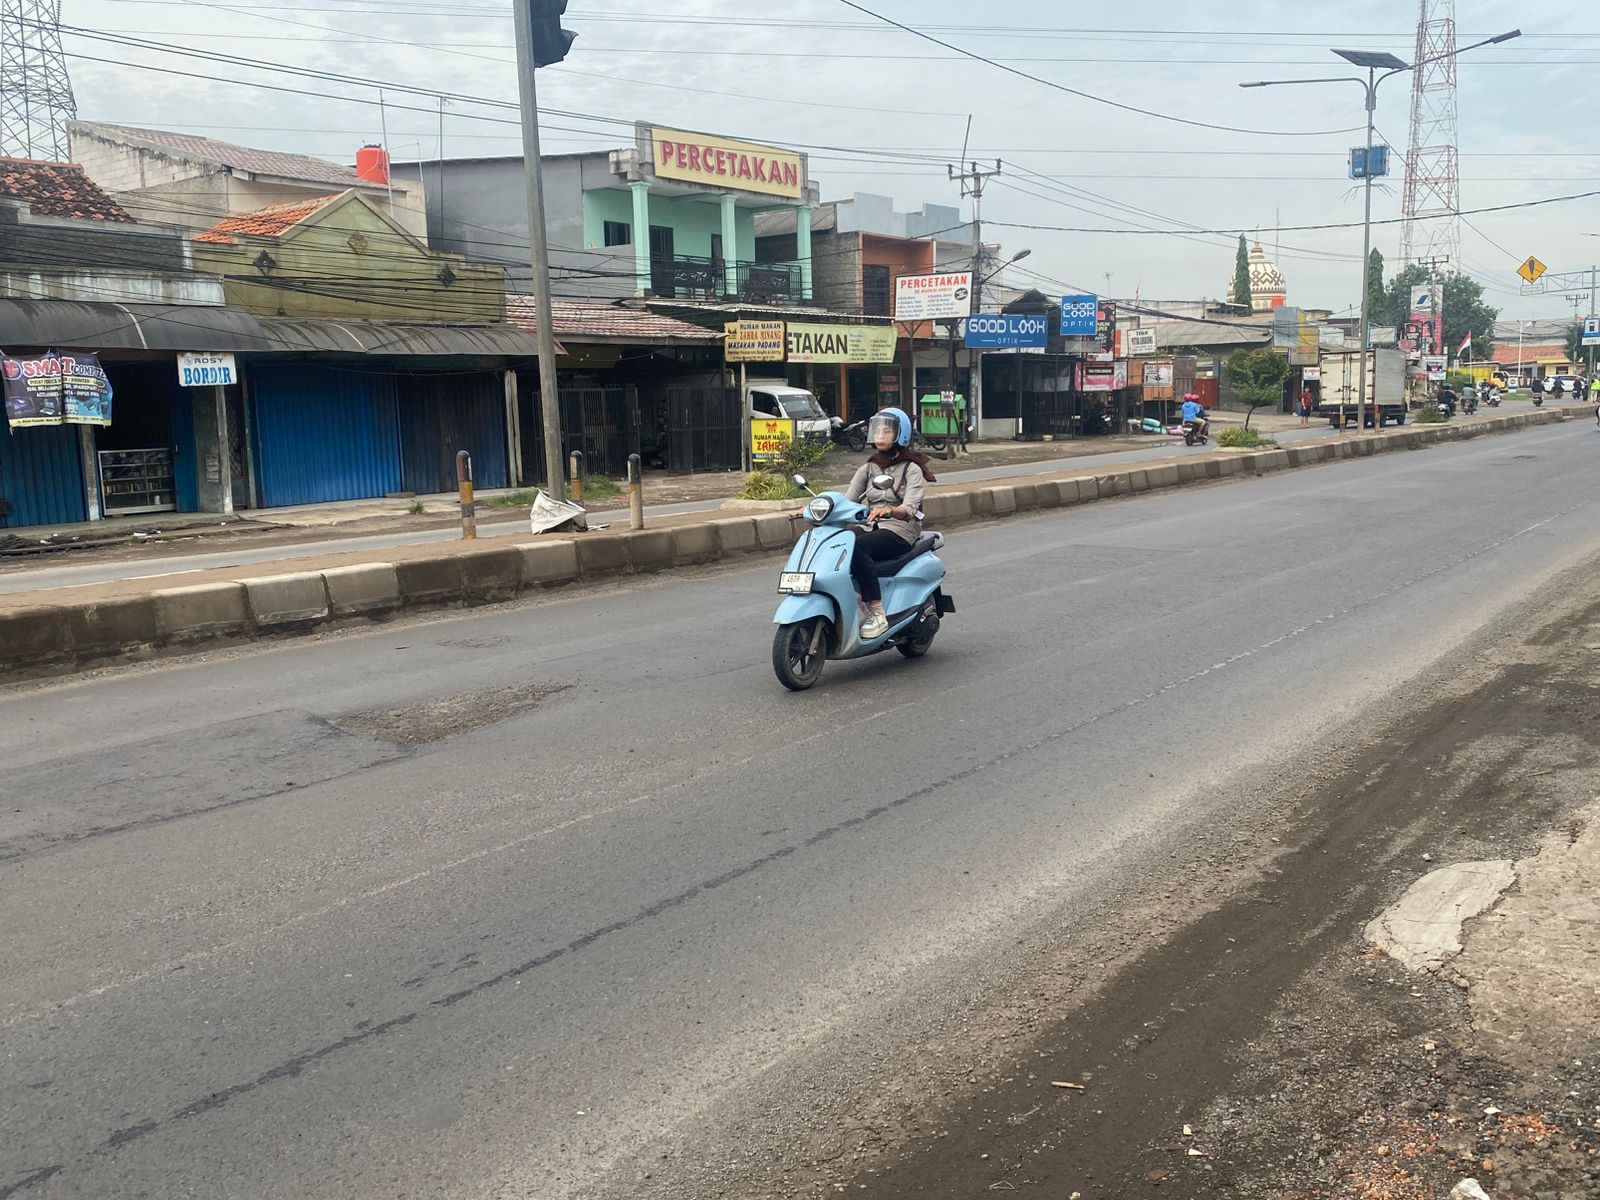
[1298,384,1314,427]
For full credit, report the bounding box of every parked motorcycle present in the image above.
[771,474,954,691]
[828,416,868,453]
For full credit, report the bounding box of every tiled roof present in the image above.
[194,194,342,244]
[71,121,373,189]
[507,296,723,342]
[0,157,134,222]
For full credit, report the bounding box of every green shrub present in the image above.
[777,437,831,477]
[1414,405,1447,424]
[739,471,804,501]
[1217,426,1277,448]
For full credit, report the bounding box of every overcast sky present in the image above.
[60,0,1599,320]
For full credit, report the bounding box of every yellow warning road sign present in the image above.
[1517,256,1547,284]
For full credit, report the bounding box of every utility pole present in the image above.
[1416,255,1448,387]
[946,160,1001,446]
[512,0,575,497]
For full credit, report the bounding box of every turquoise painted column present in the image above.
[795,204,813,301]
[630,180,651,295]
[719,194,738,299]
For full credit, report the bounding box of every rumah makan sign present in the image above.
[893,272,972,322]
[723,321,786,362]
[649,126,805,200]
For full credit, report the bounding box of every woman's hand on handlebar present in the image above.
[867,505,896,522]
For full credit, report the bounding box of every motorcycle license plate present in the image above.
[778,572,814,595]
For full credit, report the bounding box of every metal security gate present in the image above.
[666,385,741,473]
[521,385,639,485]
[397,374,507,495]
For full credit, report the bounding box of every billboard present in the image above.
[1059,294,1097,336]
[894,272,973,322]
[960,313,1048,350]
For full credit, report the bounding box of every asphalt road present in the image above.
[3,417,1597,1200]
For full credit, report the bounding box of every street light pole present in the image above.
[1242,30,1519,434]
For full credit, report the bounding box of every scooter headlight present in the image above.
[805,495,834,522]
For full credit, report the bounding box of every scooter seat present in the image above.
[873,532,941,577]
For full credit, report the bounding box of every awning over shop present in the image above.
[0,298,553,359]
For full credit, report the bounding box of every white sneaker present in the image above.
[860,610,888,639]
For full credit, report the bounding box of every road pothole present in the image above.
[331,681,570,745]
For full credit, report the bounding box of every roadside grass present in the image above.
[485,478,621,508]
[1217,426,1278,449]
[739,471,805,500]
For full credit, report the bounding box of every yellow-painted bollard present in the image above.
[569,449,584,504]
[456,449,476,540]
[628,453,643,530]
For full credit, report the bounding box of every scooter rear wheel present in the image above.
[773,617,829,691]
[896,604,940,658]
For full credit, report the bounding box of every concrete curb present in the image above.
[0,408,1576,681]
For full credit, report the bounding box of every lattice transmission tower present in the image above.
[1400,0,1460,269]
[1,0,77,160]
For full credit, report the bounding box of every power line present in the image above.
[835,0,1362,138]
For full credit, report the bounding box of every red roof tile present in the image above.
[72,122,371,189]
[507,296,723,342]
[0,157,134,222]
[194,194,342,244]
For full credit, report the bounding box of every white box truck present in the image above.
[746,380,831,439]
[1315,348,1408,428]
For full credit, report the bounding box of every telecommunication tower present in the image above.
[0,0,77,160]
[1400,0,1460,269]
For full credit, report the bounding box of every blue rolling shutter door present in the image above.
[0,422,86,528]
[250,364,401,506]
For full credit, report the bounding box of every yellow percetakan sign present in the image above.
[651,126,803,200]
[750,417,795,462]
[724,320,787,362]
[785,323,898,364]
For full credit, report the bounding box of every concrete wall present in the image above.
[0,268,223,305]
[0,202,194,275]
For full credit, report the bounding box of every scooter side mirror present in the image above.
[792,474,808,489]
[871,473,895,489]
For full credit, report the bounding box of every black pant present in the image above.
[850,529,910,604]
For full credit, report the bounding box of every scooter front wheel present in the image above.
[773,617,830,691]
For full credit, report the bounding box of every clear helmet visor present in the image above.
[866,414,901,443]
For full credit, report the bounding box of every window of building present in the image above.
[602,220,631,247]
[862,265,892,316]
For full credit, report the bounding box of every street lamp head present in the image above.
[1488,29,1521,44]
[1009,249,1032,264]
[1332,48,1409,70]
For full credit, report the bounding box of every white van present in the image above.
[746,380,830,440]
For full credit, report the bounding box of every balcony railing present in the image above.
[649,255,803,304]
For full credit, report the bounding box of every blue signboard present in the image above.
[961,313,1048,349]
[1059,294,1098,336]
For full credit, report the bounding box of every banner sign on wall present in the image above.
[3,352,114,429]
[784,323,898,364]
[1077,358,1128,392]
[723,320,787,362]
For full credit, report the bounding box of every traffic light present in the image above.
[530,0,576,68]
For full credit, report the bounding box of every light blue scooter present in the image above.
[771,473,955,691]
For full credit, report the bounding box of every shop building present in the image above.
[399,122,821,305]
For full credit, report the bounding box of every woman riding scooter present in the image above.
[845,407,935,639]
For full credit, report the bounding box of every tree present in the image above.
[1231,234,1252,309]
[1380,266,1498,358]
[1566,321,1585,365]
[1365,248,1386,328]
[1224,347,1291,430]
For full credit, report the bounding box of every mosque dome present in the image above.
[1248,239,1286,310]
